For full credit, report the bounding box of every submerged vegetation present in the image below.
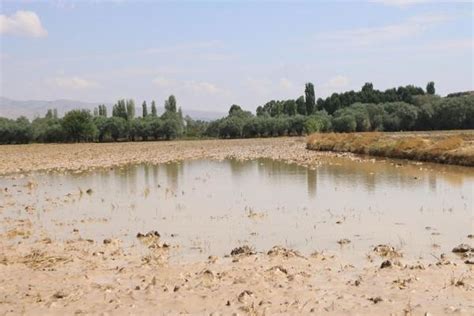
[1,81,473,144]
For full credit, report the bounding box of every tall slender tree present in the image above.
[126,99,135,120]
[142,101,148,117]
[305,83,316,115]
[151,100,157,117]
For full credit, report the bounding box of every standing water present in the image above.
[1,157,473,264]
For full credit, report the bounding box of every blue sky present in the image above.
[1,0,472,112]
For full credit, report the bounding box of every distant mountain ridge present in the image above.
[0,97,225,121]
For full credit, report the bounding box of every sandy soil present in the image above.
[1,138,473,315]
[0,235,473,315]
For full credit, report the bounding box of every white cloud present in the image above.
[317,75,351,96]
[316,13,451,46]
[152,77,223,95]
[152,77,177,88]
[279,78,294,90]
[0,11,48,38]
[184,81,220,94]
[49,77,99,90]
[326,75,350,89]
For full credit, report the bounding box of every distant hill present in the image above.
[0,97,225,121]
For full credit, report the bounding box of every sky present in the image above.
[0,0,473,113]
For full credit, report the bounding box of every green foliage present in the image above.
[184,116,209,138]
[62,110,97,142]
[296,96,306,115]
[93,116,108,142]
[426,81,435,95]
[142,101,148,117]
[320,83,425,113]
[219,116,245,138]
[304,112,332,133]
[383,102,418,131]
[431,95,474,130]
[204,119,222,138]
[1,83,472,144]
[160,118,181,139]
[334,104,371,132]
[164,95,177,113]
[151,100,158,117]
[305,82,316,115]
[32,113,64,143]
[283,100,297,116]
[332,115,357,133]
[126,99,135,121]
[112,99,128,120]
[288,115,306,136]
[105,117,127,141]
[147,117,162,140]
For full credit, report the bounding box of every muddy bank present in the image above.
[0,232,473,315]
[307,131,474,166]
[0,138,327,175]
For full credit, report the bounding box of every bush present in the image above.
[332,114,357,132]
[304,112,332,133]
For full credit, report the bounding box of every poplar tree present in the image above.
[305,83,316,115]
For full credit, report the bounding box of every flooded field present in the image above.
[1,139,473,315]
[2,157,472,264]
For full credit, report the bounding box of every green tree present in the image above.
[161,118,180,140]
[305,83,316,115]
[112,99,127,120]
[126,99,135,120]
[164,95,177,113]
[332,115,357,132]
[97,104,107,117]
[304,112,332,133]
[383,102,418,131]
[288,115,306,136]
[32,110,64,143]
[151,100,157,117]
[142,101,148,117]
[296,96,306,115]
[12,117,33,144]
[426,81,435,95]
[93,116,108,142]
[62,110,97,142]
[218,116,245,138]
[283,100,297,116]
[105,117,127,141]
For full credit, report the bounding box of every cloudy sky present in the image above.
[0,0,472,112]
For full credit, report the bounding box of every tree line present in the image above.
[0,82,473,144]
[0,95,191,144]
[206,82,473,138]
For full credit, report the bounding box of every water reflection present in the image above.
[1,157,473,264]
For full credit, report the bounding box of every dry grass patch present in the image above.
[307,131,474,166]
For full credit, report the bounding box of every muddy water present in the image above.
[1,157,473,263]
